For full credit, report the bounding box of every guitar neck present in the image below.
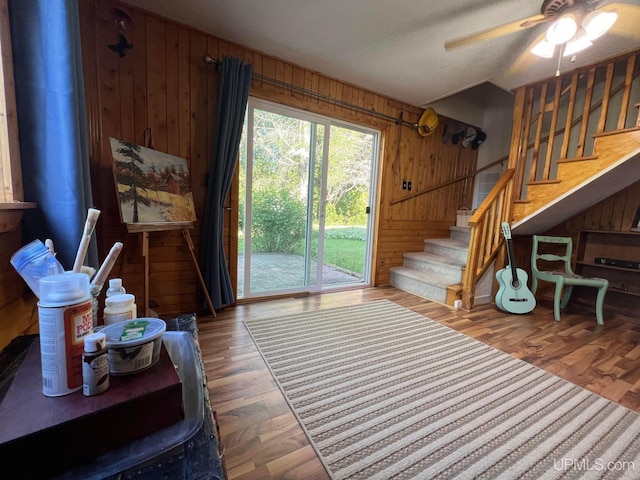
[506,238,519,283]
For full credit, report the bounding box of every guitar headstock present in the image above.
[501,222,512,240]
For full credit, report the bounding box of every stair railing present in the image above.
[510,51,640,201]
[460,50,640,308]
[461,168,514,309]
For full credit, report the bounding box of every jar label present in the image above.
[119,320,149,341]
[83,352,109,396]
[108,342,154,374]
[39,298,93,396]
[103,310,135,326]
[63,300,93,389]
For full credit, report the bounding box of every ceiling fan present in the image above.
[445,0,634,58]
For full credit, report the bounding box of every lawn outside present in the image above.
[238,225,366,275]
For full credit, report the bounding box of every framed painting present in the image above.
[109,137,197,225]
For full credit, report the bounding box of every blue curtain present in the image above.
[9,0,96,270]
[200,56,252,310]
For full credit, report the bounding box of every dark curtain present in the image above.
[9,0,96,270]
[200,56,252,309]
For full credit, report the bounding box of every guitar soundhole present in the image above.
[512,280,521,289]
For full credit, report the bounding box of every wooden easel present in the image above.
[127,222,216,318]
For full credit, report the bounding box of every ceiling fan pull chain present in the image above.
[555,43,565,77]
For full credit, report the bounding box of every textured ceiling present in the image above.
[122,0,640,106]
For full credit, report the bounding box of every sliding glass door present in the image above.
[238,98,378,298]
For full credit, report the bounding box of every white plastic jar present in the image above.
[103,293,137,326]
[105,278,126,297]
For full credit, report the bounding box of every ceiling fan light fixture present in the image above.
[582,10,617,41]
[531,39,556,58]
[545,14,578,45]
[563,29,592,56]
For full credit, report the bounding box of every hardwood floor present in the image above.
[197,287,640,479]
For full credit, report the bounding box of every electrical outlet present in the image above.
[402,180,407,190]
[380,260,385,267]
[407,181,412,191]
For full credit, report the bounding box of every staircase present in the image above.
[512,129,640,234]
[388,51,640,309]
[389,226,470,305]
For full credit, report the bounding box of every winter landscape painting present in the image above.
[110,137,197,225]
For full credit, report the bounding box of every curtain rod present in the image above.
[203,55,417,128]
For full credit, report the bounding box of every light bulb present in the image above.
[531,40,556,58]
[583,10,617,40]
[546,15,578,45]
[564,29,593,56]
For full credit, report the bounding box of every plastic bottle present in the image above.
[82,332,109,396]
[106,278,126,297]
[37,272,93,396]
[10,240,65,298]
[103,293,137,325]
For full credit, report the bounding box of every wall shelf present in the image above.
[575,230,640,316]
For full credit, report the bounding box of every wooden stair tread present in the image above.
[403,251,465,267]
[390,266,456,286]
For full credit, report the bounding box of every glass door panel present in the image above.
[238,99,378,299]
[240,101,324,297]
[322,124,376,287]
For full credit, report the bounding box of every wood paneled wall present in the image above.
[514,179,640,262]
[0,227,38,350]
[75,0,478,317]
[545,179,640,236]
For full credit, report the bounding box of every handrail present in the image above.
[461,169,515,309]
[390,155,508,206]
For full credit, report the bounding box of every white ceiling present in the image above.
[122,0,640,106]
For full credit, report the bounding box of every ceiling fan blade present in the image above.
[445,13,547,50]
[505,31,547,76]
[601,2,640,39]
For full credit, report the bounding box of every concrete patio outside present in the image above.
[237,253,363,297]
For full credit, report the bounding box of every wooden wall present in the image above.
[0,226,38,351]
[545,179,640,236]
[512,179,640,315]
[75,0,477,317]
[513,178,640,261]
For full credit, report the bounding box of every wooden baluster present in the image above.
[597,62,615,134]
[514,88,534,200]
[576,68,596,157]
[618,54,636,130]
[543,77,562,180]
[560,73,579,159]
[530,83,548,182]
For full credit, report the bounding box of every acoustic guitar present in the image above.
[495,222,536,314]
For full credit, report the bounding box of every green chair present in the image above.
[531,235,609,325]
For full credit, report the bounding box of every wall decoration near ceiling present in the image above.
[107,7,133,57]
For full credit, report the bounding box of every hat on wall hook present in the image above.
[107,8,133,58]
[416,108,439,137]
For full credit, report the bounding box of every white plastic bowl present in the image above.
[101,318,166,375]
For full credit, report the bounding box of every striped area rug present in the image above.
[244,300,640,479]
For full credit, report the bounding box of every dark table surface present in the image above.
[0,314,226,480]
